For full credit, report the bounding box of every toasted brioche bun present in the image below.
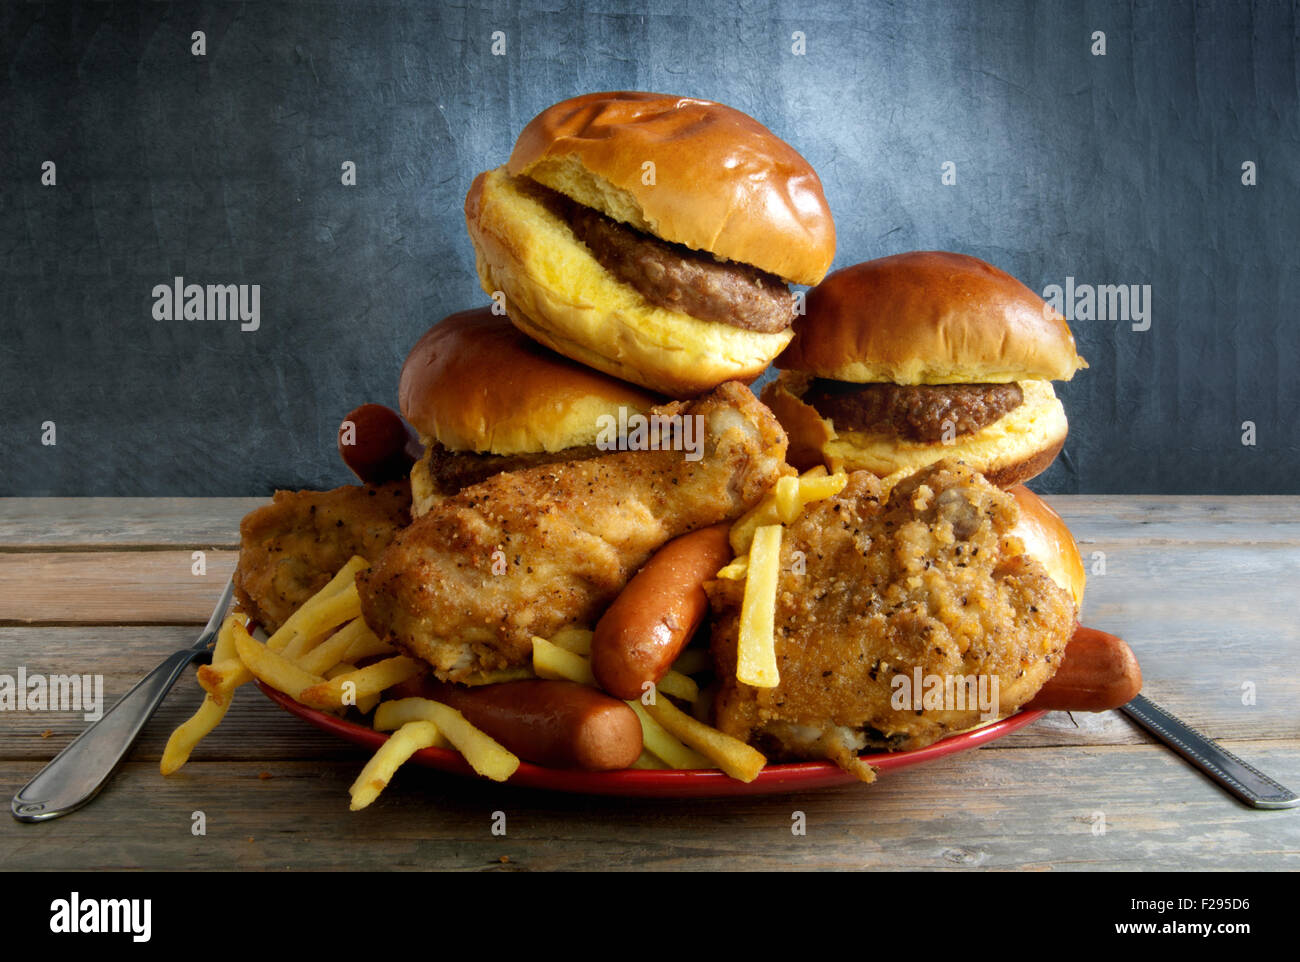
[466,167,794,395]
[1008,484,1086,610]
[761,372,1067,487]
[507,91,835,285]
[398,307,661,455]
[778,252,1087,384]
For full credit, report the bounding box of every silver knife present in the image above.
[1121,694,1299,810]
[11,578,235,822]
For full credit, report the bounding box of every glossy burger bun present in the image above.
[398,307,662,456]
[508,92,835,285]
[761,371,1068,487]
[777,251,1087,384]
[465,92,836,396]
[1007,484,1086,611]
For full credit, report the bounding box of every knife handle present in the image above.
[1122,694,1300,810]
[11,647,206,822]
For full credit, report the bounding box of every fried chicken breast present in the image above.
[233,481,412,632]
[358,382,790,681]
[708,460,1076,779]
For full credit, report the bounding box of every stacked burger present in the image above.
[234,92,1140,787]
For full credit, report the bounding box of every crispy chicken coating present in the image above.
[233,481,411,632]
[709,460,1076,779]
[358,382,789,681]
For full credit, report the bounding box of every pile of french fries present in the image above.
[162,467,851,808]
[161,557,524,809]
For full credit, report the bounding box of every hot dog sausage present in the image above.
[591,523,733,700]
[419,679,643,771]
[338,403,422,485]
[1025,625,1142,712]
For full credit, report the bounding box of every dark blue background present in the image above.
[2,0,1296,495]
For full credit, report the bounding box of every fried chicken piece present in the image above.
[358,382,789,681]
[708,460,1076,780]
[233,481,412,632]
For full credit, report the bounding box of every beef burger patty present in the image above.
[562,198,795,334]
[804,380,1025,442]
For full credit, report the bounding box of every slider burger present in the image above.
[764,251,1087,486]
[465,91,837,396]
[399,306,663,516]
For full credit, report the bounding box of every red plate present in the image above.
[258,682,1044,797]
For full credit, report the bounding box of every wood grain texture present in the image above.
[0,498,256,549]
[0,496,1297,870]
[0,552,237,623]
[2,743,1296,871]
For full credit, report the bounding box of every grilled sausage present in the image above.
[591,523,732,700]
[419,679,642,771]
[1025,625,1142,712]
[338,403,422,485]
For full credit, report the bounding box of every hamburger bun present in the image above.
[778,251,1087,384]
[1007,484,1086,610]
[466,92,836,395]
[507,91,835,285]
[398,307,661,455]
[465,168,794,395]
[766,251,1085,486]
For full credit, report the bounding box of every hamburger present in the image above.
[763,251,1087,486]
[464,91,836,396]
[399,307,663,516]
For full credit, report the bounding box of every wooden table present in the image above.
[1,496,1297,871]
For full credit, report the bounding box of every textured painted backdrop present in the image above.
[1,0,1296,495]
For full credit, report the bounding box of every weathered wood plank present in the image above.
[2,742,1295,871]
[0,498,259,549]
[0,553,237,624]
[0,628,367,762]
[3,496,1299,549]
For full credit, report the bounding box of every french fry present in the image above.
[160,698,229,776]
[266,583,361,654]
[196,656,251,706]
[297,656,425,710]
[298,617,373,676]
[377,698,519,781]
[670,648,712,676]
[644,695,767,783]
[232,623,326,700]
[348,720,442,811]
[372,698,451,745]
[626,699,713,770]
[656,669,699,703]
[714,556,749,581]
[280,627,327,662]
[631,750,668,769]
[323,663,380,714]
[341,624,394,663]
[729,489,783,555]
[264,556,368,652]
[772,475,803,524]
[794,471,848,511]
[160,612,246,774]
[799,465,828,479]
[548,626,594,655]
[531,636,597,686]
[736,524,781,688]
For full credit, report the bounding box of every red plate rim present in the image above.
[257,682,1045,797]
